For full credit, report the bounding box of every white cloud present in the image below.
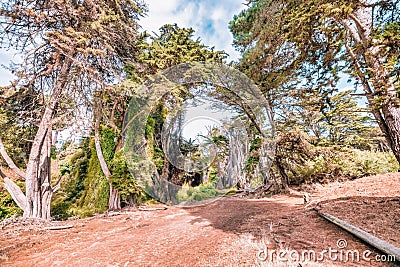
[211,8,225,21]
[139,0,184,33]
[0,49,19,86]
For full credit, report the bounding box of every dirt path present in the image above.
[0,174,399,266]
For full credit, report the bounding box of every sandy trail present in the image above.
[0,173,399,266]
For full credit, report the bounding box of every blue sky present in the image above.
[0,49,18,86]
[0,0,244,86]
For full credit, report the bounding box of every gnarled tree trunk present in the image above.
[0,61,70,219]
[381,107,400,164]
[23,62,71,219]
[226,127,248,189]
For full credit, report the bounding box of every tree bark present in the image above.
[3,177,26,211]
[226,127,248,189]
[0,138,26,179]
[24,60,71,219]
[94,116,121,210]
[344,4,400,164]
[0,138,27,211]
[380,107,400,164]
[24,126,54,219]
[108,185,121,210]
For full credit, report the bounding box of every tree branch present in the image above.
[1,175,26,212]
[94,115,112,179]
[0,137,26,180]
[121,109,145,135]
[347,13,368,45]
[342,29,392,145]
[51,174,63,193]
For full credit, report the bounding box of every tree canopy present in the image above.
[0,0,146,219]
[230,0,400,161]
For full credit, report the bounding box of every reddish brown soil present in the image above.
[0,173,399,267]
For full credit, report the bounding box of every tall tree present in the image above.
[132,24,226,177]
[0,0,145,219]
[89,24,227,207]
[230,0,400,162]
[135,24,226,76]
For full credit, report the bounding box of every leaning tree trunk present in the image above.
[380,107,400,164]
[94,117,121,210]
[343,3,400,164]
[0,135,50,218]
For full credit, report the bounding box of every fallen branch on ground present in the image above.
[138,206,167,211]
[315,209,400,262]
[43,225,74,230]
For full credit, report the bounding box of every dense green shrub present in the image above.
[51,137,109,219]
[77,138,110,212]
[275,130,400,185]
[177,179,219,202]
[52,126,145,219]
[110,149,144,205]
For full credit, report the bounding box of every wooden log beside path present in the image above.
[315,209,400,262]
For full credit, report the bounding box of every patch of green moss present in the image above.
[77,138,109,212]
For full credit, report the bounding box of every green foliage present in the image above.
[52,138,91,219]
[145,117,156,141]
[76,139,110,212]
[208,167,220,185]
[0,181,24,219]
[297,90,378,148]
[61,149,88,201]
[0,99,36,168]
[245,137,262,173]
[53,140,87,191]
[50,146,57,160]
[145,104,167,172]
[131,24,227,78]
[176,168,222,203]
[211,135,229,146]
[290,148,399,184]
[52,123,147,219]
[51,138,109,219]
[378,22,400,89]
[275,130,399,185]
[99,126,117,163]
[109,149,143,204]
[177,181,218,202]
